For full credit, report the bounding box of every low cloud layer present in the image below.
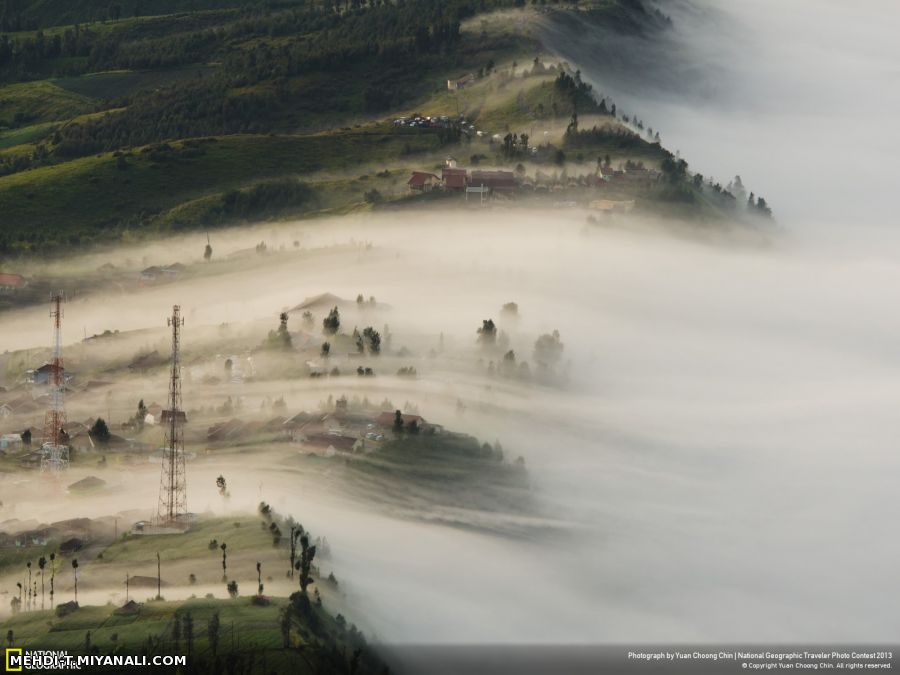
[3,0,900,647]
[538,0,900,229]
[3,208,900,642]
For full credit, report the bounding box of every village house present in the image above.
[0,272,26,292]
[68,430,145,453]
[206,417,283,444]
[140,266,163,282]
[140,263,184,284]
[442,166,468,191]
[407,171,441,192]
[447,73,474,91]
[303,433,359,456]
[375,411,442,434]
[469,170,517,194]
[0,433,23,450]
[28,362,73,386]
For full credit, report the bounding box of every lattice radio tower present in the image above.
[157,305,188,525]
[41,293,69,473]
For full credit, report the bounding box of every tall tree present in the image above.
[90,418,111,444]
[49,553,56,607]
[266,312,293,350]
[323,306,340,335]
[289,526,302,578]
[533,330,564,368]
[172,614,181,652]
[71,559,79,603]
[280,607,291,648]
[477,319,497,346]
[207,611,220,658]
[362,326,381,354]
[184,613,194,658]
[38,556,46,609]
[294,534,317,593]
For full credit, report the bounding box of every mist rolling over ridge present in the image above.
[1,0,898,669]
[538,0,900,228]
[3,209,900,643]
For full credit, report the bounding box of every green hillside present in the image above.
[3,513,385,673]
[0,0,741,259]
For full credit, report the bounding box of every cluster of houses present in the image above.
[1,377,439,465]
[408,158,518,202]
[205,405,438,457]
[0,517,108,553]
[0,394,42,420]
[408,157,661,203]
[0,362,78,420]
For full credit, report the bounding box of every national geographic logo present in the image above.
[4,648,23,672]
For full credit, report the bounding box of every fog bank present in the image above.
[538,0,900,229]
[3,209,900,642]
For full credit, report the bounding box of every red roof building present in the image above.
[469,170,517,193]
[375,412,432,431]
[442,167,468,190]
[407,171,440,192]
[0,273,26,290]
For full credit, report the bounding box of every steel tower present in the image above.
[156,305,187,525]
[40,293,69,473]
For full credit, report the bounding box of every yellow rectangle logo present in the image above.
[5,648,22,672]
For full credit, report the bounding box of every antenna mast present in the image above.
[157,305,187,525]
[41,293,69,473]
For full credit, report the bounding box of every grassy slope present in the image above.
[3,513,374,673]
[0,80,97,126]
[5,1,253,30]
[6,596,288,652]
[5,596,347,674]
[0,66,672,248]
[0,9,537,250]
[0,1,715,257]
[0,130,443,245]
[54,65,215,100]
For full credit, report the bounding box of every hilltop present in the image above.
[0,0,772,259]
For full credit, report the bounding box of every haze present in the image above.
[3,0,899,649]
